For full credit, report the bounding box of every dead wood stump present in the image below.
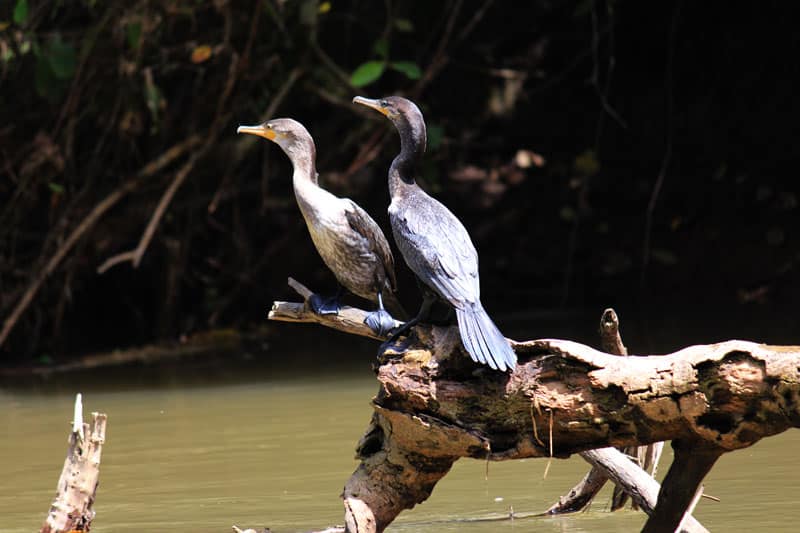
[40,394,107,533]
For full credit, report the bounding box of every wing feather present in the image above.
[344,200,397,290]
[391,193,480,308]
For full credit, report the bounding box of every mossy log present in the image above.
[270,279,800,533]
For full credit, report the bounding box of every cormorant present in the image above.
[353,96,517,372]
[237,118,403,335]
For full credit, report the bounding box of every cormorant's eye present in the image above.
[380,99,389,107]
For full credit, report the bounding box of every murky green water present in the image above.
[1,344,799,532]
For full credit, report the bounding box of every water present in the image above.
[1,347,799,532]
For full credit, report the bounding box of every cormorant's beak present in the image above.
[352,96,389,117]
[236,124,276,141]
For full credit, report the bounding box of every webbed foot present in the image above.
[364,309,396,337]
[309,293,341,315]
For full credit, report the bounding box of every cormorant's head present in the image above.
[352,95,421,122]
[237,118,315,161]
[353,96,426,154]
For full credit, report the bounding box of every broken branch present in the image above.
[268,278,401,341]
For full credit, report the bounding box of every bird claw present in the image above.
[364,309,396,337]
[309,293,340,315]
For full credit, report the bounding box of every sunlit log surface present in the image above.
[269,282,800,533]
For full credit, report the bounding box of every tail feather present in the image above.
[468,309,497,370]
[456,305,517,372]
[474,314,500,370]
[457,308,494,369]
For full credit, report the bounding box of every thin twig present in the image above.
[287,277,313,300]
[311,41,357,93]
[642,1,681,288]
[53,6,119,138]
[207,223,304,325]
[590,1,627,131]
[342,128,389,180]
[412,0,465,96]
[99,28,254,275]
[0,136,202,349]
[410,0,495,98]
[542,407,553,479]
[230,67,303,166]
[212,0,259,125]
[529,400,544,447]
[97,152,201,273]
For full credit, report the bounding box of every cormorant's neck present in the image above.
[287,140,318,187]
[388,117,425,197]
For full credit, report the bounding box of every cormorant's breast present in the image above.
[296,184,392,302]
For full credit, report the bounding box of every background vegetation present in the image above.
[1,0,798,363]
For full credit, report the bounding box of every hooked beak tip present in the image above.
[353,96,388,117]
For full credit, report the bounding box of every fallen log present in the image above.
[269,279,800,533]
[40,394,107,533]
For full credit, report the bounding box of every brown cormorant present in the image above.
[353,96,517,372]
[237,118,402,335]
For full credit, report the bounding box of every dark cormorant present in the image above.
[352,96,517,371]
[237,118,403,335]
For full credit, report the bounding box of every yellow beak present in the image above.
[236,124,276,141]
[352,96,390,117]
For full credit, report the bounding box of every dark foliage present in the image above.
[1,0,798,362]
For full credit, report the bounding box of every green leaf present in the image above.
[13,0,28,26]
[350,60,385,87]
[145,78,164,132]
[48,182,65,194]
[35,53,57,99]
[394,18,413,32]
[372,38,389,59]
[35,353,54,365]
[1,43,14,62]
[126,21,142,50]
[389,61,421,80]
[47,36,77,80]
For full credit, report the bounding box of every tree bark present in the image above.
[642,440,722,533]
[41,394,107,533]
[269,282,800,532]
